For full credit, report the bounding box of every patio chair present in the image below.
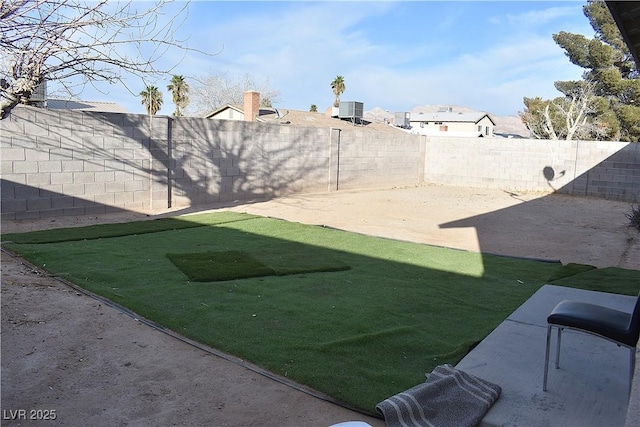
[543,292,640,395]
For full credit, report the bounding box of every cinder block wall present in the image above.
[1,107,159,220]
[169,117,331,208]
[567,140,639,200]
[423,137,639,201]
[335,129,425,190]
[1,106,424,220]
[2,106,638,221]
[424,137,578,192]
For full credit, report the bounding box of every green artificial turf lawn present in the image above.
[1,211,257,244]
[167,250,350,282]
[4,211,640,413]
[546,263,597,282]
[548,265,640,295]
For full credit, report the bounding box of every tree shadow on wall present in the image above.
[1,106,327,219]
[167,115,328,211]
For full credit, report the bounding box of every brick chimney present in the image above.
[243,90,260,122]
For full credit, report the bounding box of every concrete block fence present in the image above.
[1,105,638,221]
[422,137,639,201]
[0,106,424,220]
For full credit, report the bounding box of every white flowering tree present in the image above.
[0,0,203,118]
[188,72,280,116]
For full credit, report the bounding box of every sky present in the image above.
[60,1,596,117]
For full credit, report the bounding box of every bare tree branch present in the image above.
[520,82,599,140]
[188,72,281,116]
[542,104,559,140]
[0,0,212,118]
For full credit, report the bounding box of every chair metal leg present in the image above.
[555,327,563,369]
[630,348,636,397]
[545,323,637,395]
[543,325,552,391]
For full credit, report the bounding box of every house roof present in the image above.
[256,108,408,134]
[606,1,640,67]
[46,99,129,113]
[410,111,496,125]
[204,104,244,118]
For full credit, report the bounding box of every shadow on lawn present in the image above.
[5,205,640,413]
[1,212,566,414]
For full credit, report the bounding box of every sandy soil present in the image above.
[2,184,638,426]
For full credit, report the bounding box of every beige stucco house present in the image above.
[409,110,496,137]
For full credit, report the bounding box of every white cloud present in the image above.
[499,5,583,28]
[335,35,585,116]
[60,1,595,117]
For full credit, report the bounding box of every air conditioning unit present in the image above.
[394,112,410,128]
[338,101,364,119]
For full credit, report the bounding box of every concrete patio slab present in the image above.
[457,285,637,427]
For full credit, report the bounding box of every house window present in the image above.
[485,126,490,135]
[478,125,482,132]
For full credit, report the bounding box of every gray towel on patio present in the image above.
[375,364,501,427]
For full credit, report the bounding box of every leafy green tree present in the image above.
[140,85,163,116]
[167,75,189,117]
[551,0,640,141]
[330,76,346,108]
[310,104,318,112]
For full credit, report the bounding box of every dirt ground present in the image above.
[2,184,639,426]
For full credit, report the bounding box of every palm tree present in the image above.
[310,104,318,112]
[330,75,346,108]
[167,75,189,117]
[140,85,163,116]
